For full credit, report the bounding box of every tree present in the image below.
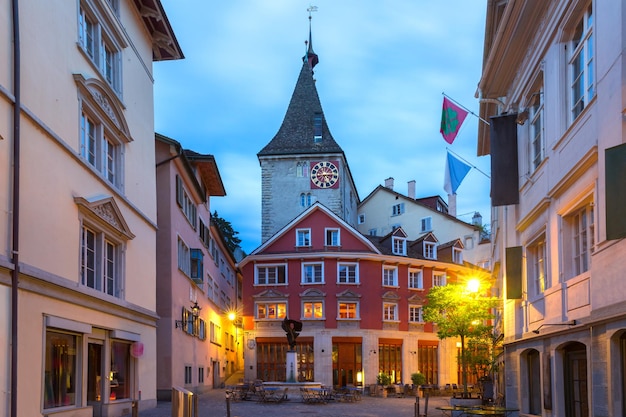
[422,280,499,398]
[211,211,241,254]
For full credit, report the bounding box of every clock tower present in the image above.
[257,17,359,243]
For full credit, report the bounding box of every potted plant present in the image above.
[376,372,392,397]
[411,372,426,396]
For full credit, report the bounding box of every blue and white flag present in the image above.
[444,151,472,195]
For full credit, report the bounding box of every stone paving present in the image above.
[136,389,453,417]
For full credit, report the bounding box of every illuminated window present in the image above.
[338,302,358,319]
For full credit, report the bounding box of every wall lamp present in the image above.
[175,301,202,329]
[532,319,576,334]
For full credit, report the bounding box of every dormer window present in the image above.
[392,236,406,256]
[424,241,437,259]
[313,113,322,142]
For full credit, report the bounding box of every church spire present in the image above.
[303,6,319,72]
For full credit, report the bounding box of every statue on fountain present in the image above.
[281,317,303,350]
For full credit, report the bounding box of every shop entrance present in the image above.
[87,342,103,416]
[332,337,362,388]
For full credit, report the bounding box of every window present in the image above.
[198,367,204,383]
[452,247,463,264]
[303,302,324,319]
[392,203,405,216]
[176,176,197,229]
[528,236,547,295]
[338,302,358,319]
[392,236,406,255]
[382,266,398,287]
[368,228,377,236]
[256,264,287,285]
[256,302,287,319]
[190,249,204,282]
[338,263,358,284]
[177,238,191,277]
[325,228,340,246]
[313,113,323,142]
[358,214,365,224]
[529,86,544,172]
[433,272,446,287]
[421,217,432,232]
[383,303,398,321]
[81,224,120,297]
[302,263,323,284]
[110,341,131,400]
[569,4,594,120]
[199,219,210,248]
[424,242,437,259]
[300,192,312,207]
[210,322,221,345]
[78,2,123,93]
[296,229,311,247]
[409,305,424,323]
[409,269,423,289]
[296,162,309,177]
[563,203,594,278]
[198,319,206,340]
[76,197,130,299]
[184,366,192,385]
[44,330,78,408]
[526,350,541,414]
[80,111,122,186]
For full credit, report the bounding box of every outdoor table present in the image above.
[464,409,505,417]
[436,405,481,417]
[478,407,519,417]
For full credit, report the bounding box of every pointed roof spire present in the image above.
[258,6,343,157]
[303,6,319,72]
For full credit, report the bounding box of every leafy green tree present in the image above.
[422,280,499,398]
[211,211,241,254]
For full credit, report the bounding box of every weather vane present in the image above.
[307,5,318,20]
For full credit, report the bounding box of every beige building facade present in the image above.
[0,1,181,416]
[478,1,626,416]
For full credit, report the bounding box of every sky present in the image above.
[154,1,491,255]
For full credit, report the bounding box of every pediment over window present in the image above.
[74,74,131,141]
[336,289,361,300]
[254,289,288,299]
[75,196,134,239]
[300,288,326,298]
[382,291,400,301]
[408,293,425,304]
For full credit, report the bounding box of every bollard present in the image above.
[225,392,231,417]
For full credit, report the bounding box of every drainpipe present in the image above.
[10,1,21,417]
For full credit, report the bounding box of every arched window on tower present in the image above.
[300,193,312,208]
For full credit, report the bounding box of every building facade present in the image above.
[357,181,490,268]
[240,202,482,388]
[477,1,626,416]
[0,1,182,416]
[155,134,242,399]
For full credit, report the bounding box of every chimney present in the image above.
[384,177,394,190]
[407,180,416,199]
[448,193,457,217]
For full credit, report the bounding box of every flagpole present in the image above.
[447,147,490,179]
[442,92,490,126]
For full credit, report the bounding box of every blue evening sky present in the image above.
[154,1,491,254]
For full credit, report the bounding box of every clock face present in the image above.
[310,161,339,188]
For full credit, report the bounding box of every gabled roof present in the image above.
[359,185,478,230]
[156,133,226,199]
[244,202,380,259]
[257,61,344,157]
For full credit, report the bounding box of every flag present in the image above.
[444,151,472,195]
[440,97,468,144]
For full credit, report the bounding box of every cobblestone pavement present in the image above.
[136,389,453,417]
